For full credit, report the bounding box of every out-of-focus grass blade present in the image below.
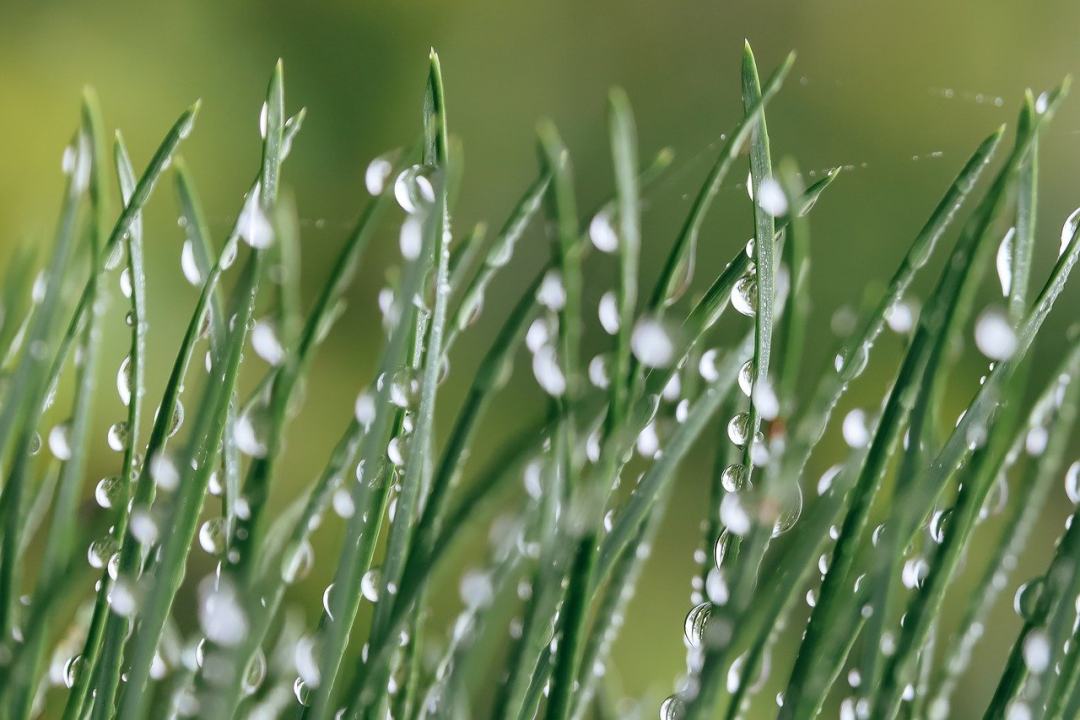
[116,248,264,719]
[361,51,453,708]
[873,155,1080,719]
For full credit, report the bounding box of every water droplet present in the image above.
[63,655,84,688]
[756,178,788,217]
[365,154,395,196]
[354,392,376,431]
[885,301,915,334]
[996,228,1015,297]
[588,354,611,390]
[1066,462,1080,504]
[737,360,754,397]
[181,240,203,286]
[282,540,314,584]
[49,422,72,460]
[1014,578,1044,620]
[243,648,267,695]
[726,413,750,446]
[974,309,1017,361]
[901,557,929,589]
[929,508,952,543]
[721,464,746,493]
[532,345,566,397]
[239,191,274,249]
[598,291,619,335]
[95,475,125,509]
[537,271,566,311]
[251,320,285,365]
[730,275,757,317]
[120,267,133,298]
[361,567,381,602]
[87,536,118,569]
[198,518,227,555]
[117,355,133,406]
[234,410,269,457]
[1022,630,1050,674]
[589,210,618,253]
[631,318,675,368]
[1062,208,1080,258]
[842,409,869,448]
[293,677,311,706]
[684,601,711,648]
[393,165,436,215]
[106,422,129,452]
[659,694,685,720]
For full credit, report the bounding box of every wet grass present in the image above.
[0,44,1078,720]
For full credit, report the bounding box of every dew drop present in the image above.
[589,210,618,253]
[631,318,675,368]
[106,422,129,452]
[95,475,125,509]
[181,240,203,286]
[361,567,382,602]
[598,291,620,335]
[684,601,711,648]
[974,309,1017,361]
[726,413,750,447]
[730,275,757,317]
[49,422,73,460]
[198,518,227,555]
[721,464,746,493]
[117,355,132,406]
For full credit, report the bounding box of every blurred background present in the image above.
[2,0,1079,717]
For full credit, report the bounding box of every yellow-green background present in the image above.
[2,1,1079,717]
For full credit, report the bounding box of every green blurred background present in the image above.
[2,1,1079,717]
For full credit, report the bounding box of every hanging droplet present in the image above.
[737,360,754,397]
[532,345,566,397]
[721,464,746,493]
[1066,462,1080,504]
[537,271,566,311]
[365,153,395,196]
[63,655,84,689]
[243,648,268,695]
[234,410,269,457]
[49,422,73,460]
[929,508,952,543]
[95,475,125,509]
[974,309,1017,361]
[181,240,203,286]
[996,228,1015,298]
[293,677,311,706]
[198,518,227,555]
[730,275,757,317]
[726,413,750,446]
[168,400,185,438]
[598,291,620,335]
[1062,208,1080,258]
[117,355,133,406]
[659,694,686,720]
[87,536,118,569]
[1014,578,1045,621]
[361,567,382,602]
[393,165,436,215]
[684,601,711,648]
[282,540,314,584]
[106,422,129,452]
[120,267,133,298]
[251,320,286,366]
[589,210,618,253]
[630,318,675,368]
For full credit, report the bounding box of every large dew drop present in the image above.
[730,275,756,317]
[974,309,1017,361]
[95,475,125,509]
[630,318,675,368]
[198,517,227,555]
[49,422,73,461]
[1066,461,1080,504]
[659,694,686,720]
[683,601,711,648]
[589,210,618,253]
[106,422,129,452]
[361,567,382,602]
[117,355,133,406]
